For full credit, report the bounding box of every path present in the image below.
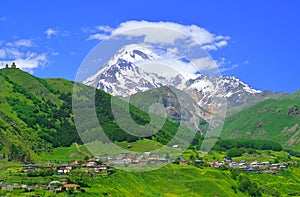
[75,142,90,157]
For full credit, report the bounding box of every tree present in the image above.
[67,187,75,195]
[227,148,244,158]
[238,175,262,197]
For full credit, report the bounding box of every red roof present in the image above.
[64,184,80,188]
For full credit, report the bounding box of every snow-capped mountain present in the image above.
[84,45,284,115]
[84,45,168,97]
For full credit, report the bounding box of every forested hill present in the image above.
[0,68,179,163]
[0,68,79,162]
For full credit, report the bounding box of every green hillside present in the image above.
[0,68,181,163]
[0,68,74,163]
[221,93,300,151]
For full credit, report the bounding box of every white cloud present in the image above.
[190,57,218,71]
[88,33,110,41]
[96,25,113,33]
[215,40,228,48]
[0,38,48,73]
[215,35,230,40]
[4,48,23,58]
[88,20,230,49]
[85,21,231,76]
[202,40,228,51]
[44,28,58,39]
[6,39,34,47]
[137,47,218,75]
[202,44,218,51]
[0,53,48,72]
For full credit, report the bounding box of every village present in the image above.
[0,149,291,194]
[0,152,170,194]
[207,157,288,174]
[0,157,110,194]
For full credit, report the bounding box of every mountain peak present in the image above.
[83,45,282,114]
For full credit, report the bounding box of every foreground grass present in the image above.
[75,164,246,197]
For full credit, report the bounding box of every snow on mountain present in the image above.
[83,44,264,110]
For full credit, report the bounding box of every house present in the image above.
[259,162,270,169]
[48,181,63,193]
[96,165,108,173]
[86,165,108,173]
[238,163,247,169]
[246,167,256,173]
[139,160,149,165]
[107,160,126,166]
[132,160,140,164]
[115,154,125,160]
[57,167,70,174]
[22,164,39,172]
[70,161,82,169]
[63,184,80,191]
[223,157,232,163]
[159,159,169,163]
[149,159,159,164]
[179,159,188,165]
[125,154,136,160]
[210,161,223,168]
[195,160,203,164]
[44,166,55,170]
[250,161,258,168]
[93,156,101,161]
[172,145,179,148]
[1,183,21,191]
[279,165,287,169]
[270,163,280,170]
[229,162,239,168]
[143,152,151,158]
[87,161,99,167]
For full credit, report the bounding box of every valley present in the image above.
[0,68,299,196]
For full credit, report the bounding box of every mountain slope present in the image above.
[0,68,183,162]
[221,94,300,151]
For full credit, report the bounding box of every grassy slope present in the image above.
[39,139,163,163]
[84,165,243,197]
[1,161,299,196]
[2,141,300,196]
[221,95,300,151]
[39,143,89,162]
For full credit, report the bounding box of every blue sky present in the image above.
[0,1,299,93]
